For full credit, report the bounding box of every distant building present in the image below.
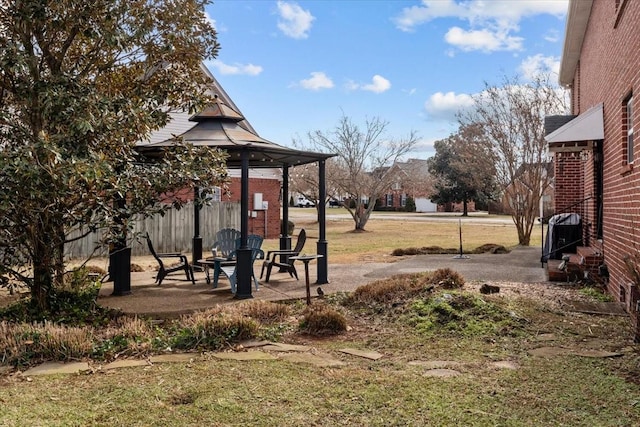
[378,159,437,212]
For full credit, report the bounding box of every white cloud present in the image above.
[362,75,391,93]
[277,1,315,39]
[425,91,474,121]
[210,60,263,76]
[393,0,461,32]
[298,72,334,91]
[394,0,567,32]
[544,29,560,43]
[393,0,567,53]
[445,26,523,52]
[519,54,560,80]
[346,75,392,94]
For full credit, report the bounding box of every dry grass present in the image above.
[0,321,95,366]
[348,272,434,306]
[347,269,465,307]
[236,300,290,324]
[299,303,347,336]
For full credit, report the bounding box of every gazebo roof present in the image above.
[136,67,334,168]
[136,112,333,168]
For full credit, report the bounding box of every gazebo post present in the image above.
[280,164,292,254]
[234,149,253,299]
[110,194,131,295]
[192,186,203,268]
[316,159,329,284]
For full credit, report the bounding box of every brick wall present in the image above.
[553,152,583,211]
[226,177,281,239]
[164,176,283,239]
[568,0,640,307]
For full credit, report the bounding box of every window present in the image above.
[400,194,407,207]
[626,95,634,163]
[211,186,222,202]
[615,0,629,28]
[385,194,393,206]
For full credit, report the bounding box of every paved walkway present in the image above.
[98,246,547,317]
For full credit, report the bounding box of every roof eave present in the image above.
[559,0,593,87]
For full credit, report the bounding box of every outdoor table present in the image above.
[198,257,236,287]
[289,254,324,305]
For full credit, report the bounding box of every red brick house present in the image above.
[379,159,438,212]
[546,0,640,313]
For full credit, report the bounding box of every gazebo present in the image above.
[135,87,335,299]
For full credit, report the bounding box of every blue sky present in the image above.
[204,0,568,159]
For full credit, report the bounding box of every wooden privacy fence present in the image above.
[65,202,241,259]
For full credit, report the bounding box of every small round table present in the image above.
[198,257,235,287]
[289,254,323,305]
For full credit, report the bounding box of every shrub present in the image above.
[93,316,157,359]
[391,246,464,256]
[404,196,416,212]
[472,244,509,254]
[130,263,145,272]
[85,265,107,276]
[237,300,290,324]
[281,219,295,235]
[299,304,347,336]
[347,273,434,307]
[0,268,112,326]
[172,308,259,350]
[0,321,95,367]
[429,268,465,289]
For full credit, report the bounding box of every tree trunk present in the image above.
[32,239,54,312]
[462,199,468,216]
[353,201,373,231]
[515,220,531,246]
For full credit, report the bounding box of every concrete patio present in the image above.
[97,246,548,317]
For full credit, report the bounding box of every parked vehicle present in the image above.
[295,196,315,208]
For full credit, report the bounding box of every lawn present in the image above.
[264,211,542,264]
[2,214,638,427]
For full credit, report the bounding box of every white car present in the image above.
[295,196,315,207]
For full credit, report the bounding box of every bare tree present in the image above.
[459,73,567,245]
[296,114,418,231]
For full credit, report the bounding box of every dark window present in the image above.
[625,95,634,163]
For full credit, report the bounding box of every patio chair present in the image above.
[212,228,241,258]
[145,233,194,286]
[260,229,306,283]
[208,228,241,286]
[219,234,265,293]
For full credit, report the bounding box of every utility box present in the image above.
[253,193,264,210]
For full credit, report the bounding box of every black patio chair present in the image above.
[260,229,306,283]
[145,233,194,286]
